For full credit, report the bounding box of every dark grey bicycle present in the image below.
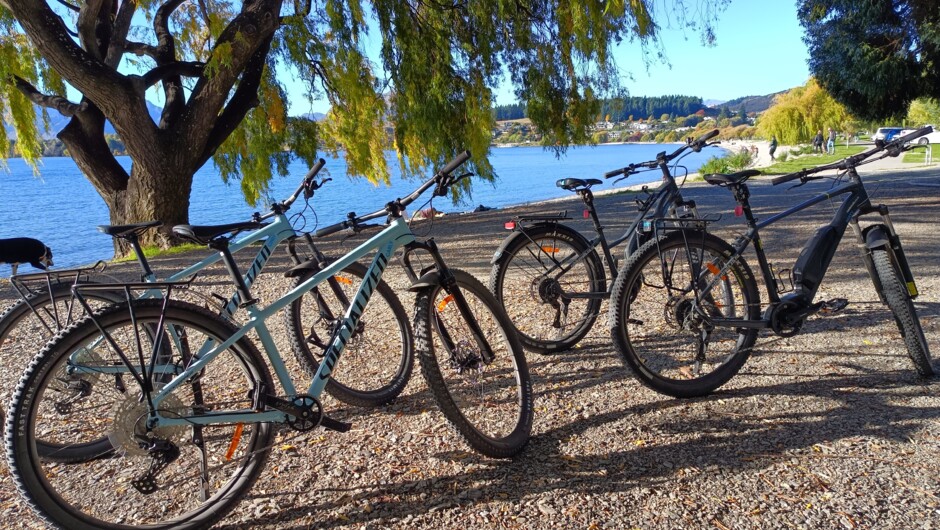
[489,129,720,353]
[609,127,935,398]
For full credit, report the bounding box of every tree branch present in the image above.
[106,0,138,68]
[76,0,111,60]
[11,75,88,117]
[54,0,80,12]
[196,36,273,167]
[154,0,186,53]
[125,40,159,59]
[180,0,280,148]
[57,98,130,195]
[138,61,205,88]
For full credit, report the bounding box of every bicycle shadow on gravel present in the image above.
[217,371,939,530]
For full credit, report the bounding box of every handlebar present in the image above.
[284,158,327,207]
[603,129,720,179]
[314,150,472,237]
[770,125,933,186]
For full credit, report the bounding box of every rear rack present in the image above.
[517,211,571,223]
[638,214,723,236]
[11,260,109,296]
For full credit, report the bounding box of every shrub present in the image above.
[776,151,789,162]
[697,150,753,175]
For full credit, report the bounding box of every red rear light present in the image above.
[583,210,590,219]
[504,220,516,230]
[734,205,744,217]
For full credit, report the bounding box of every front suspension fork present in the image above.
[402,239,496,364]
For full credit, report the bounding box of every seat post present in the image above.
[209,239,258,307]
[126,233,155,281]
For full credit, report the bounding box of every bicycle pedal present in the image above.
[820,298,849,314]
[320,415,352,433]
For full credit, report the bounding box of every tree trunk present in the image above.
[57,103,192,256]
[123,164,193,250]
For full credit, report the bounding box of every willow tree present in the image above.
[757,78,851,145]
[0,0,727,250]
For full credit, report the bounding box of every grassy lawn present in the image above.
[112,242,205,263]
[901,143,940,164]
[760,144,867,175]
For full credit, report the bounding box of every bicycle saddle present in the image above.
[556,178,602,191]
[172,221,267,245]
[97,220,163,239]
[703,169,762,186]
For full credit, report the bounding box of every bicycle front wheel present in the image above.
[6,300,274,530]
[285,261,414,407]
[489,225,605,354]
[870,248,934,376]
[609,231,761,398]
[415,269,533,458]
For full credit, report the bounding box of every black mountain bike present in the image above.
[489,129,720,353]
[609,127,936,398]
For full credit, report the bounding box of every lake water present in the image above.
[0,143,720,273]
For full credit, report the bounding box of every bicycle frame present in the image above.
[691,168,886,330]
[72,217,416,428]
[149,213,299,316]
[518,173,692,302]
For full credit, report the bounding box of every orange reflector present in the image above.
[333,275,353,285]
[541,245,560,254]
[706,262,728,280]
[225,423,245,461]
[504,220,516,230]
[437,295,455,312]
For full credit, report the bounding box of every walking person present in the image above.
[813,130,823,153]
[769,135,778,161]
[827,127,836,154]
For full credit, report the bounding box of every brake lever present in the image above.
[304,177,332,199]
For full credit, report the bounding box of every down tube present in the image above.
[305,237,400,397]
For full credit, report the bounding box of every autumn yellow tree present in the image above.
[906,98,940,126]
[757,78,852,144]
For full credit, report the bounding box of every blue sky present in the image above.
[604,1,810,102]
[289,1,810,115]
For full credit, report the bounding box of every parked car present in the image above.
[873,127,904,141]
[898,126,940,144]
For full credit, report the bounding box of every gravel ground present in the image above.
[1,165,938,529]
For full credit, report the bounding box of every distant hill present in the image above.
[703,99,726,107]
[717,91,785,114]
[298,112,326,121]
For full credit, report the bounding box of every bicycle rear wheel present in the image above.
[870,248,934,376]
[489,224,605,353]
[0,282,123,457]
[609,231,761,398]
[285,261,414,407]
[415,269,533,458]
[6,300,274,529]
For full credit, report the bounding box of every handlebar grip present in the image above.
[894,125,933,145]
[304,158,326,181]
[771,171,802,186]
[438,150,471,176]
[314,221,348,238]
[604,168,625,179]
[695,129,720,144]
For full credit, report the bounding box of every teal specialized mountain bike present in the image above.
[6,152,533,529]
[0,161,414,461]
